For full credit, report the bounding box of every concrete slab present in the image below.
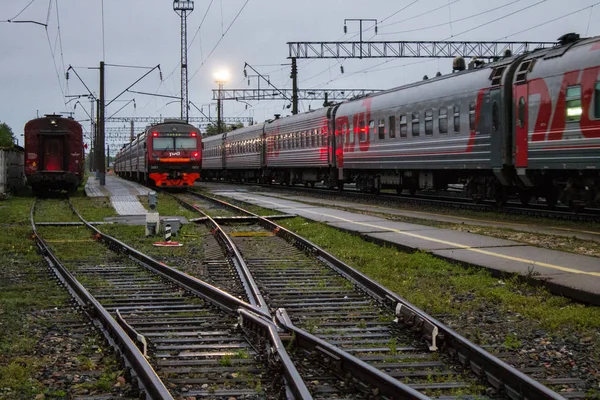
[329,221,393,233]
[104,215,189,226]
[86,176,150,216]
[110,195,148,216]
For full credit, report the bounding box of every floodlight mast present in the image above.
[173,1,194,122]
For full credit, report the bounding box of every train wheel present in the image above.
[519,191,532,206]
[545,188,558,209]
[408,187,417,196]
[494,184,508,206]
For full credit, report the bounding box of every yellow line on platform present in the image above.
[245,196,600,278]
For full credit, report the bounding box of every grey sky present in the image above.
[1,0,598,149]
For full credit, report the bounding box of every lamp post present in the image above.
[214,70,229,134]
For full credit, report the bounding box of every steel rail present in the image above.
[178,190,439,399]
[187,190,566,400]
[165,193,269,313]
[30,200,174,400]
[238,308,313,399]
[66,199,317,398]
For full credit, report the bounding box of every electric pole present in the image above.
[98,61,106,186]
[291,58,298,115]
[173,1,194,122]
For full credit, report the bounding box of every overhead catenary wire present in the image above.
[188,0,251,82]
[0,0,38,22]
[501,1,600,39]
[381,0,522,36]
[308,0,551,89]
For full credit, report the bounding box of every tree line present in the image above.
[0,121,16,148]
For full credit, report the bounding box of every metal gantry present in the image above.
[212,88,382,101]
[287,40,558,59]
[105,116,253,124]
[173,0,194,122]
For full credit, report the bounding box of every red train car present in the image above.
[24,114,84,193]
[114,119,201,187]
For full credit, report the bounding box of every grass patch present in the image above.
[136,193,199,220]
[70,196,117,221]
[101,223,205,259]
[34,199,79,222]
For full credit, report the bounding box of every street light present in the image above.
[214,70,229,134]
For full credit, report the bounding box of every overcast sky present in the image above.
[1,0,599,148]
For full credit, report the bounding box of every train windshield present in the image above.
[152,137,197,151]
[153,138,173,150]
[175,137,197,150]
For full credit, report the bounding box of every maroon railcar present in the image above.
[24,114,84,193]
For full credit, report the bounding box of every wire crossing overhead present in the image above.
[211,88,382,101]
[287,40,558,59]
[105,116,254,124]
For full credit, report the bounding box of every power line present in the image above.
[188,0,251,82]
[380,0,420,23]
[501,1,600,39]
[380,0,461,29]
[381,0,521,36]
[4,0,38,21]
[451,0,547,38]
[45,28,66,101]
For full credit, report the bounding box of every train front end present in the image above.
[147,120,201,187]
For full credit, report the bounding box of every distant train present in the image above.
[24,114,84,193]
[202,33,600,210]
[114,119,202,187]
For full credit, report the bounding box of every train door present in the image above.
[514,84,528,168]
[41,135,66,171]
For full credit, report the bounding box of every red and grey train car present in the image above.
[24,114,85,193]
[114,119,202,187]
[202,33,600,209]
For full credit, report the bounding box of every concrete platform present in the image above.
[85,175,149,216]
[209,188,600,305]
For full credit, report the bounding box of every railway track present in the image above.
[32,198,436,399]
[201,181,600,223]
[171,189,584,399]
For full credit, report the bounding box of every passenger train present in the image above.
[24,114,85,193]
[114,119,202,187]
[203,33,600,209]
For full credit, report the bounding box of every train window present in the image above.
[453,105,460,133]
[378,119,386,140]
[153,137,173,150]
[425,110,433,135]
[388,116,396,138]
[595,83,600,118]
[411,112,420,137]
[359,120,367,142]
[439,108,448,134]
[492,102,499,131]
[518,97,526,128]
[566,85,582,122]
[469,102,476,130]
[349,123,355,143]
[400,115,407,138]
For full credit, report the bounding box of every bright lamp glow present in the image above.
[214,69,230,83]
[567,107,582,117]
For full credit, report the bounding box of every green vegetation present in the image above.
[136,193,199,220]
[71,194,118,221]
[0,195,125,397]
[0,121,16,147]
[34,199,79,222]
